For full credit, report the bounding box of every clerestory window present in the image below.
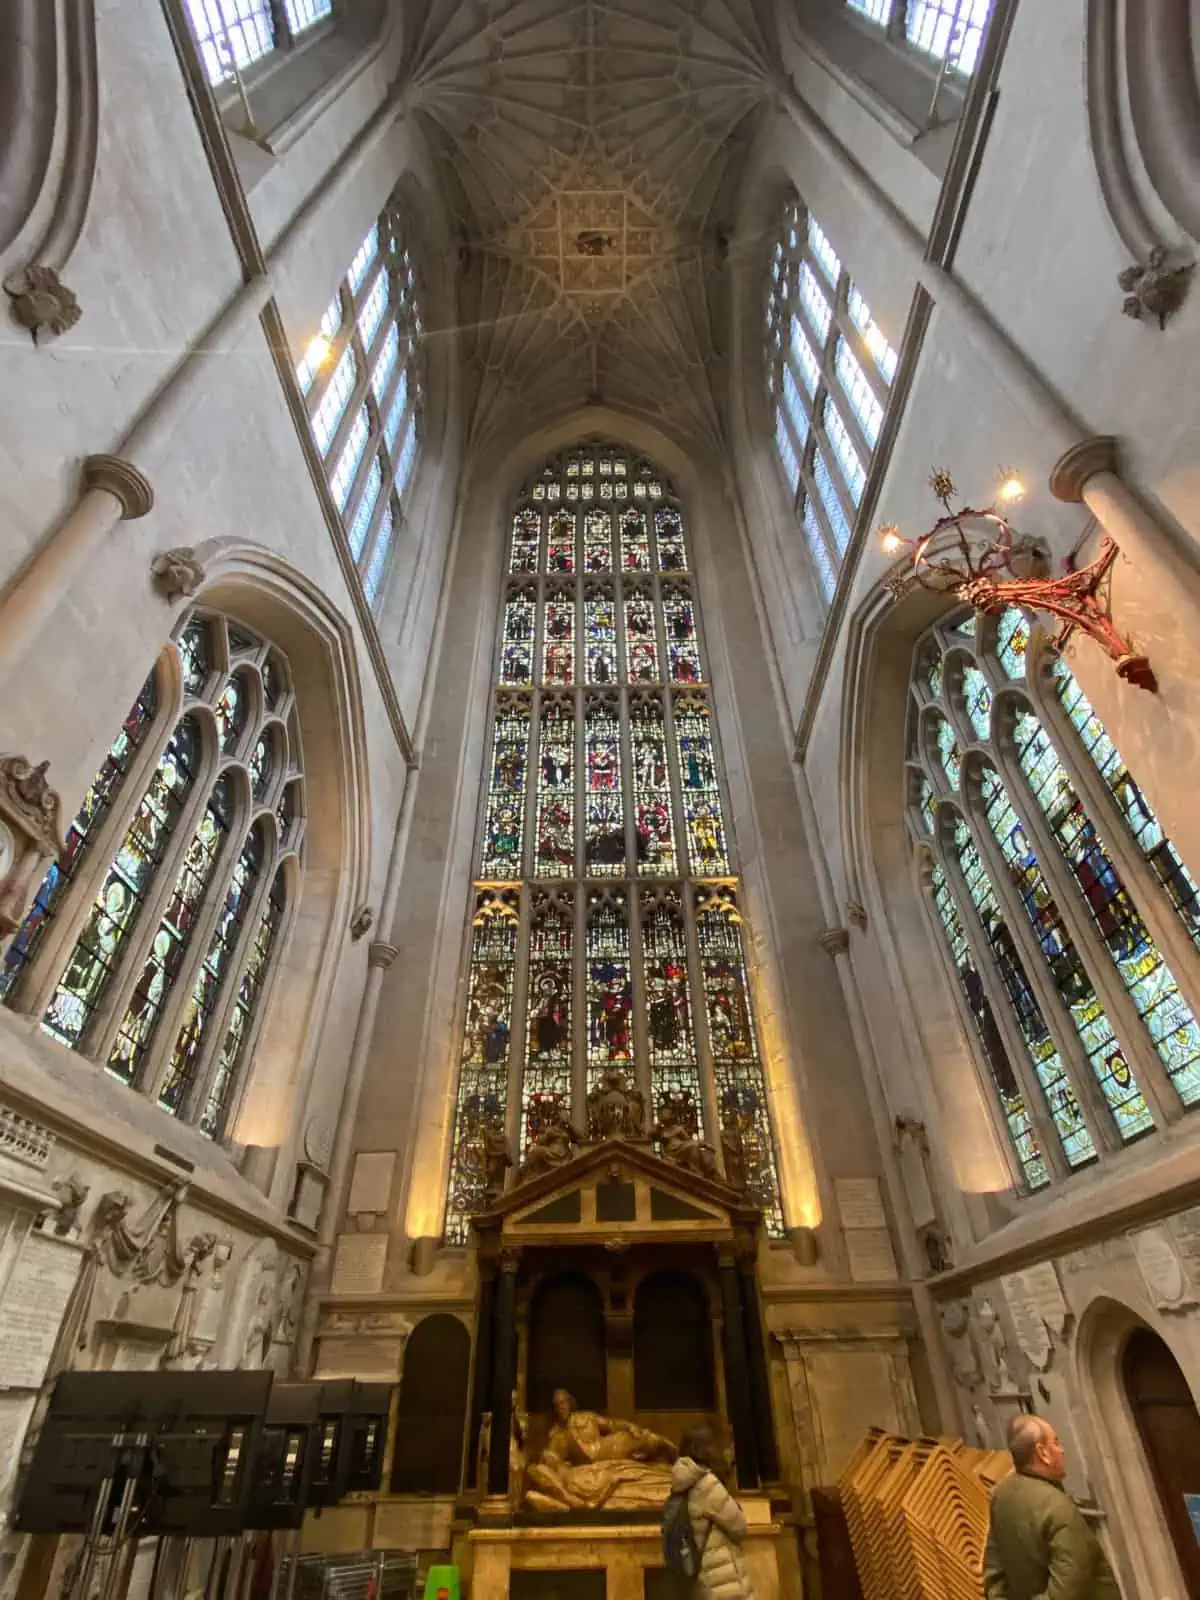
[845,0,994,76]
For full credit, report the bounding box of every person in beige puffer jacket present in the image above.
[670,1426,758,1600]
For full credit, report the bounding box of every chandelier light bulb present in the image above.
[879,524,904,554]
[996,470,1025,504]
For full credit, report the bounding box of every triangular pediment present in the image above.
[473,1139,756,1245]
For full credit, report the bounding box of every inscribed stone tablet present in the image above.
[835,1177,886,1231]
[331,1232,387,1295]
[846,1227,898,1283]
[0,1232,81,1390]
[348,1151,396,1216]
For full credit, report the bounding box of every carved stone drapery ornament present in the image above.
[1119,247,1194,329]
[0,755,64,935]
[150,546,206,602]
[4,265,81,343]
[586,1067,646,1140]
[91,1180,197,1286]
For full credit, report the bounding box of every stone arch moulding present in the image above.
[1086,0,1197,328]
[1071,1289,1200,1597]
[1,0,99,340]
[182,539,375,1182]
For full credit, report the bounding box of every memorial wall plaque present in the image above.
[846,1227,898,1284]
[0,1231,82,1390]
[331,1233,387,1296]
[835,1177,887,1232]
[1000,1272,1052,1371]
[347,1152,396,1217]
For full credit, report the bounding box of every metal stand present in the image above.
[66,1429,152,1600]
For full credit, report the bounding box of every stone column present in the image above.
[0,455,153,674]
[487,1251,520,1497]
[1051,436,1200,597]
[468,1264,497,1488]
[738,1254,779,1483]
[718,1251,759,1487]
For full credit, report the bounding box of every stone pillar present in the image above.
[718,1252,759,1487]
[738,1255,779,1483]
[487,1251,520,1497]
[1051,436,1200,597]
[468,1265,496,1488]
[0,455,153,674]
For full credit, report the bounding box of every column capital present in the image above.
[1048,436,1119,504]
[83,454,154,519]
[367,940,399,970]
[818,926,850,957]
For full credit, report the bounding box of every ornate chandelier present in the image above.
[880,469,1156,692]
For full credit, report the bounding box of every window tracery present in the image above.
[444,443,785,1242]
[186,0,333,89]
[766,196,898,604]
[295,199,425,609]
[3,613,304,1142]
[910,607,1200,1190]
[845,1,993,75]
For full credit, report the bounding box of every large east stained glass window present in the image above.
[444,443,785,1242]
[909,607,1200,1191]
[5,612,304,1141]
[766,195,899,604]
[293,195,425,609]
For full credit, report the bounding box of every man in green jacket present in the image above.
[983,1414,1121,1599]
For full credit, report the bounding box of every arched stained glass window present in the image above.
[766,194,898,604]
[909,606,1200,1191]
[444,443,785,1243]
[294,195,425,610]
[6,613,305,1142]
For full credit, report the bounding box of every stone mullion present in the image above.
[683,884,724,1167]
[660,688,693,885]
[1030,682,1200,1033]
[992,747,1180,1129]
[503,885,535,1161]
[957,799,1123,1152]
[572,877,588,1132]
[934,845,1075,1185]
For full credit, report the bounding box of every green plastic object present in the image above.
[423,1566,461,1600]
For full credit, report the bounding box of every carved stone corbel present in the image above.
[367,940,398,969]
[0,756,64,935]
[82,454,154,520]
[151,547,206,603]
[1119,248,1194,330]
[818,926,850,957]
[4,266,81,343]
[350,904,374,941]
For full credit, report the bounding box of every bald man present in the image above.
[984,1414,1120,1600]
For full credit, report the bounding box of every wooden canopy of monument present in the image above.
[468,1137,763,1255]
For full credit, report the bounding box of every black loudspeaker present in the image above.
[245,1381,323,1530]
[14,1370,272,1537]
[308,1380,392,1507]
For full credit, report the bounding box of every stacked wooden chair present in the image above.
[837,1430,1012,1600]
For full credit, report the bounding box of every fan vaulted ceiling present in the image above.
[399,0,778,445]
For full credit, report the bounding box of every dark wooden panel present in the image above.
[511,1571,606,1600]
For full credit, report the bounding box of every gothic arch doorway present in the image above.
[1122,1326,1200,1592]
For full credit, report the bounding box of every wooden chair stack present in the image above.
[837,1430,1012,1600]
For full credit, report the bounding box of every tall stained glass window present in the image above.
[443,443,785,1242]
[294,194,425,608]
[766,195,899,604]
[8,613,304,1140]
[909,606,1200,1191]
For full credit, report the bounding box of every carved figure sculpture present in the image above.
[586,1068,646,1141]
[483,1122,512,1205]
[654,1094,719,1179]
[524,1388,676,1512]
[517,1102,581,1183]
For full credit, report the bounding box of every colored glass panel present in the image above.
[585,590,618,686]
[534,699,575,879]
[43,718,201,1049]
[624,590,659,684]
[675,698,729,875]
[980,767,1153,1139]
[996,608,1029,680]
[962,664,992,740]
[249,732,274,802]
[935,714,961,791]
[922,648,944,701]
[1015,711,1200,1107]
[586,896,633,1091]
[952,819,1094,1169]
[546,510,574,573]
[696,893,784,1234]
[107,777,233,1084]
[654,507,687,573]
[631,697,677,877]
[521,896,574,1159]
[916,772,937,835]
[584,698,623,876]
[583,509,613,574]
[619,508,651,573]
[511,508,540,575]
[159,824,264,1115]
[214,675,248,755]
[542,590,576,688]
[642,894,703,1123]
[2,675,158,1003]
[1052,658,1200,948]
[201,866,285,1138]
[663,587,702,686]
[499,591,535,686]
[929,860,1048,1187]
[480,699,529,880]
[445,898,519,1244]
[178,618,211,695]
